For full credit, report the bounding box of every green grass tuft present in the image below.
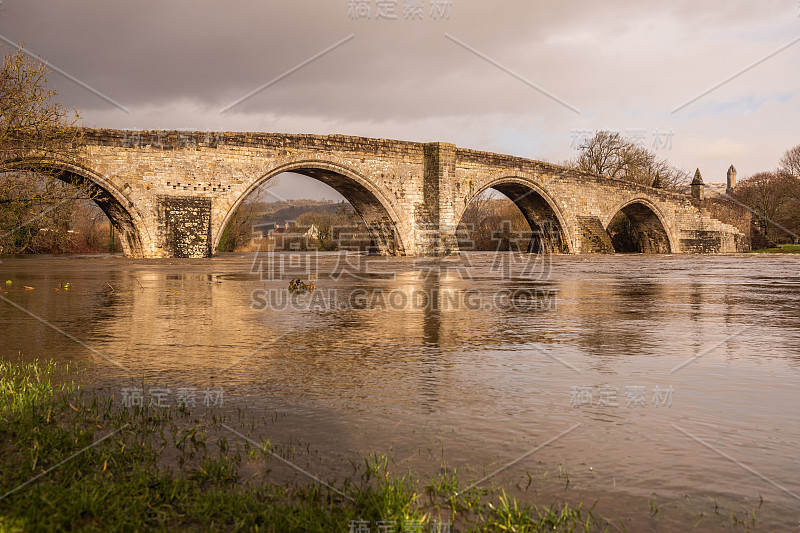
[0,359,608,532]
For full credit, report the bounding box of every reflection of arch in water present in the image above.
[9,161,149,257]
[604,199,673,254]
[459,175,573,253]
[218,161,407,255]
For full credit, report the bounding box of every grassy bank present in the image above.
[0,360,604,532]
[747,244,800,253]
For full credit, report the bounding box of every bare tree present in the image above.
[730,144,800,244]
[69,200,120,253]
[733,171,799,243]
[0,46,82,176]
[570,131,689,190]
[458,191,531,251]
[458,189,493,250]
[779,144,800,178]
[573,131,626,179]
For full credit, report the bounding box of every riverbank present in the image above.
[0,359,604,532]
[747,244,800,253]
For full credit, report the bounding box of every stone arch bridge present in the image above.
[34,128,750,258]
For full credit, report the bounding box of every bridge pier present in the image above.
[418,142,460,255]
[157,196,213,258]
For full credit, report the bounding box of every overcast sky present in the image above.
[2,0,799,198]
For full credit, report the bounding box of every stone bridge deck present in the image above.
[33,128,751,258]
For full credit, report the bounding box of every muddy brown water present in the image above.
[1,252,798,530]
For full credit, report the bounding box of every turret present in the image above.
[691,168,704,200]
[726,165,737,195]
[651,173,662,189]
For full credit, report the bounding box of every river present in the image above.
[1,252,798,530]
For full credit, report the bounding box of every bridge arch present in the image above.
[603,198,675,253]
[457,174,575,253]
[217,160,408,255]
[2,160,149,257]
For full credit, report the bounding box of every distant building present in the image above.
[304,224,320,240]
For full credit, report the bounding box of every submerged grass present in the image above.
[0,359,606,532]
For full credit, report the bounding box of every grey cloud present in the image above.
[4,0,788,114]
[1,0,797,179]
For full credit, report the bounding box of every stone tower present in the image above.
[691,168,704,200]
[726,165,737,195]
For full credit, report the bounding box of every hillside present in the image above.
[251,200,351,227]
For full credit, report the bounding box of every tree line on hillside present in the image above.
[217,200,370,252]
